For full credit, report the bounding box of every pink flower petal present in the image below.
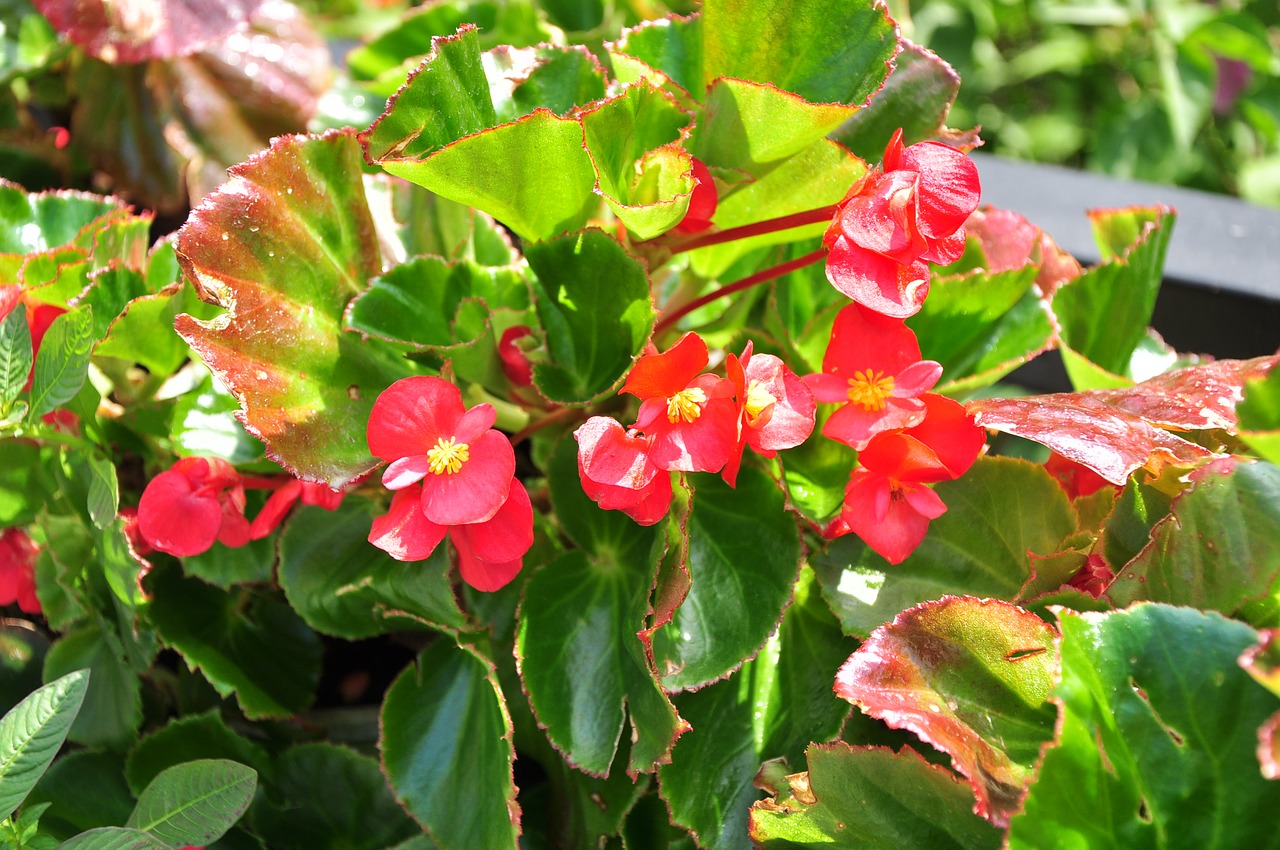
[369,486,446,561]
[893,360,943,397]
[453,403,498,443]
[823,396,926,451]
[138,469,224,557]
[825,239,931,319]
[455,479,533,564]
[383,455,432,490]
[743,354,816,452]
[903,483,948,519]
[367,376,465,462]
[575,416,658,491]
[838,170,927,263]
[898,142,981,240]
[802,372,850,403]
[420,430,516,525]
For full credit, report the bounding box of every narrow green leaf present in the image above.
[126,759,257,848]
[83,452,118,530]
[1008,605,1280,849]
[29,306,93,418]
[381,641,518,850]
[651,468,803,691]
[0,306,32,410]
[815,456,1076,637]
[54,827,171,850]
[0,669,88,816]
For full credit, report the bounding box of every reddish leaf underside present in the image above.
[833,596,1060,827]
[34,0,265,64]
[175,130,409,487]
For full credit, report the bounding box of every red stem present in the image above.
[654,248,827,336]
[666,205,839,255]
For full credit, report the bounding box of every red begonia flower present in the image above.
[1044,452,1119,499]
[367,479,532,592]
[803,303,942,451]
[824,129,980,318]
[1067,552,1116,598]
[368,376,516,526]
[498,325,535,387]
[137,457,251,557]
[673,157,718,234]
[575,416,673,526]
[839,467,948,565]
[248,479,345,540]
[623,333,738,473]
[722,342,816,486]
[0,527,41,615]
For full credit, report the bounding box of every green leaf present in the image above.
[83,452,118,530]
[1052,207,1174,384]
[76,266,149,343]
[42,629,139,750]
[776,405,858,527]
[1240,366,1280,466]
[27,751,134,841]
[694,80,857,172]
[0,306,32,411]
[381,640,518,850]
[146,562,322,720]
[580,82,695,239]
[834,597,1059,827]
[250,743,419,850]
[181,534,276,590]
[174,130,409,487]
[125,710,270,796]
[1108,458,1280,620]
[815,457,1075,637]
[94,281,211,376]
[168,373,266,466]
[1008,605,1280,849]
[0,185,124,255]
[29,307,93,418]
[609,14,703,100]
[0,670,88,816]
[658,569,855,850]
[651,468,802,691]
[749,743,1002,849]
[526,229,656,404]
[701,0,896,106]
[278,498,468,638]
[54,827,171,850]
[126,759,257,848]
[361,27,600,242]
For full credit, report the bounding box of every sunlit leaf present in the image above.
[0,669,87,817]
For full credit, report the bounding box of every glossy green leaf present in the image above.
[54,827,171,850]
[815,457,1075,638]
[277,498,468,638]
[694,80,857,172]
[83,451,118,529]
[1240,366,1280,466]
[125,710,270,796]
[362,176,517,268]
[1008,605,1280,849]
[126,759,257,848]
[0,443,54,527]
[658,569,855,850]
[94,281,211,376]
[1052,207,1175,384]
[77,266,149,343]
[182,534,275,590]
[1108,458,1280,619]
[832,39,967,160]
[174,130,409,487]
[581,82,694,239]
[0,185,124,255]
[488,44,606,122]
[651,468,802,691]
[361,27,599,242]
[27,751,134,841]
[834,596,1059,826]
[526,229,656,405]
[0,306,31,411]
[168,372,266,466]
[0,669,87,816]
[146,562,322,719]
[608,14,703,100]
[750,743,1002,849]
[381,640,518,850]
[30,306,93,417]
[250,743,419,850]
[701,0,896,106]
[518,435,683,776]
[42,629,139,750]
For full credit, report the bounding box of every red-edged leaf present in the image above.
[1090,354,1278,431]
[833,596,1059,827]
[175,130,410,487]
[34,0,264,64]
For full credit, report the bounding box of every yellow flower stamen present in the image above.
[666,387,707,424]
[426,437,470,475]
[847,370,895,411]
[744,380,777,422]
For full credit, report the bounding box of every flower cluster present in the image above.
[576,333,815,524]
[0,527,41,615]
[366,376,532,592]
[137,457,343,558]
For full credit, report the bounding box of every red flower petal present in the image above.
[620,333,709,401]
[420,430,516,525]
[498,325,534,387]
[138,469,223,557]
[367,376,465,462]
[674,157,718,234]
[382,455,432,490]
[618,469,674,526]
[646,376,739,473]
[841,469,939,565]
[249,480,302,540]
[837,169,927,263]
[897,141,981,240]
[893,360,944,397]
[453,403,498,444]
[452,533,523,593]
[825,236,930,319]
[454,479,533,565]
[742,353,816,452]
[576,416,659,492]
[823,395,926,451]
[824,302,924,381]
[0,528,40,614]
[904,394,986,479]
[368,485,446,561]
[299,482,345,510]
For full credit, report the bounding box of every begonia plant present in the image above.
[0,0,1278,848]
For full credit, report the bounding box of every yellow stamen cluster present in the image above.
[426,437,470,475]
[744,380,777,422]
[666,387,707,424]
[847,370,895,411]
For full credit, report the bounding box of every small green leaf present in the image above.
[29,307,93,418]
[526,229,656,404]
[54,827,171,850]
[0,670,88,817]
[0,306,32,411]
[126,759,257,848]
[381,641,518,850]
[83,452,118,530]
